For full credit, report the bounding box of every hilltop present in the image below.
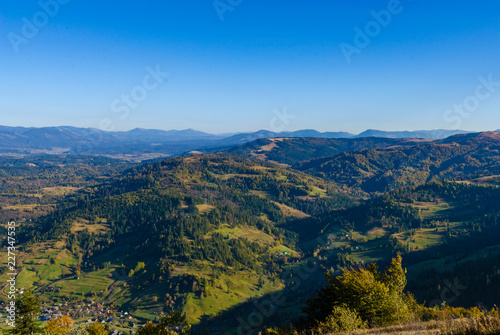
[294,131,500,193]
[225,137,431,165]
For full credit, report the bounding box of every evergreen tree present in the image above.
[4,290,43,335]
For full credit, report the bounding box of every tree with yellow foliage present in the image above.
[45,315,74,335]
[304,254,412,327]
[85,322,107,335]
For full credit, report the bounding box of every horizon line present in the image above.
[0,124,491,137]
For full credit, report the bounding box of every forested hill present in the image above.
[13,154,355,327]
[294,131,500,193]
[224,136,430,165]
[23,154,354,244]
[284,180,500,309]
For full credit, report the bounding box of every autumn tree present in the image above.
[304,255,412,327]
[382,253,407,294]
[45,315,74,335]
[85,322,107,335]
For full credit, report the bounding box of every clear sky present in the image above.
[1,0,500,134]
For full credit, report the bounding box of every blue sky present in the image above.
[1,0,500,134]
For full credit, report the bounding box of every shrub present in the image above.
[441,315,500,335]
[44,315,74,335]
[304,255,412,327]
[85,322,107,335]
[316,305,366,334]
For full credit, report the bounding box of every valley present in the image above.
[1,131,500,334]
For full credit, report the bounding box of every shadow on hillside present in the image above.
[192,259,326,335]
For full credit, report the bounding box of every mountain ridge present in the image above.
[0,125,473,158]
[293,130,500,193]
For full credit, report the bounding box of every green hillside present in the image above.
[3,154,355,332]
[286,181,500,309]
[225,136,426,166]
[3,133,500,334]
[296,131,500,193]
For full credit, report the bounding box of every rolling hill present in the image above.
[225,136,431,165]
[294,131,500,193]
[7,154,355,332]
[285,180,500,309]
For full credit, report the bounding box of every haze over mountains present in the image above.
[0,125,473,159]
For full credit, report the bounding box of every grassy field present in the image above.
[183,269,282,324]
[272,201,310,218]
[249,190,269,197]
[309,186,327,197]
[214,224,275,246]
[40,186,81,196]
[345,320,442,335]
[196,203,215,213]
[409,198,452,218]
[5,242,78,292]
[324,316,500,335]
[71,218,110,234]
[394,227,446,251]
[457,175,500,187]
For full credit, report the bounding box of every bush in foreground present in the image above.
[441,314,500,335]
[315,305,366,334]
[304,254,413,328]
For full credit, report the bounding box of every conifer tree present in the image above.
[4,290,43,335]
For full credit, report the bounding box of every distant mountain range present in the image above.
[0,125,474,158]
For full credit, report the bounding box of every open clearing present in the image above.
[272,201,310,218]
[71,219,110,234]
